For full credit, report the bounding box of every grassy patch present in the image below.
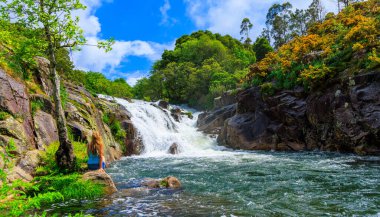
[0,140,104,216]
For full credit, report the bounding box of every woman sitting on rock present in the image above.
[87,131,106,170]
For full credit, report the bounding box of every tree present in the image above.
[253,37,273,61]
[290,9,308,36]
[0,0,112,170]
[307,0,325,24]
[265,2,293,49]
[240,18,253,45]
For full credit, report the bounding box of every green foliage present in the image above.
[6,139,16,159]
[60,85,68,108]
[0,111,11,121]
[134,30,256,109]
[102,112,126,146]
[0,20,46,78]
[0,172,103,216]
[253,37,274,61]
[260,82,275,96]
[0,139,103,216]
[31,100,44,115]
[247,0,379,92]
[110,121,126,144]
[73,71,133,99]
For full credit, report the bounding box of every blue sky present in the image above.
[72,0,338,86]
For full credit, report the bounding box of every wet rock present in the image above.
[162,176,181,189]
[141,176,181,189]
[141,178,160,188]
[171,108,182,122]
[168,143,179,154]
[158,100,169,109]
[83,170,117,194]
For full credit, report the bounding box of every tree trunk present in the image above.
[44,28,76,170]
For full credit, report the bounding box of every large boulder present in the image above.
[6,166,33,183]
[17,150,42,175]
[197,104,236,135]
[34,110,58,147]
[213,89,239,110]
[83,170,117,194]
[0,69,36,149]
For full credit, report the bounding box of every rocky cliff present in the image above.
[0,57,137,183]
[198,71,380,155]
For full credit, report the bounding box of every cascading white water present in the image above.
[99,95,225,157]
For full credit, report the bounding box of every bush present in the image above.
[0,111,11,121]
[31,100,44,115]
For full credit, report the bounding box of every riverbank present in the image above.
[197,71,380,155]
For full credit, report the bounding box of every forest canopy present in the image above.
[133,30,257,109]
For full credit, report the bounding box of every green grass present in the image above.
[0,141,104,216]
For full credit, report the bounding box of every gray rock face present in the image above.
[197,104,237,135]
[213,89,240,110]
[34,110,58,147]
[215,71,380,155]
[0,69,36,149]
[34,57,53,96]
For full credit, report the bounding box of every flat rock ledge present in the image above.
[83,170,117,194]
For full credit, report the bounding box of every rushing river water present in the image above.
[48,98,380,216]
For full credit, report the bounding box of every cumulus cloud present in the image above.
[72,0,173,78]
[184,0,338,40]
[72,38,173,72]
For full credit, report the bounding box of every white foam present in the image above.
[98,95,234,157]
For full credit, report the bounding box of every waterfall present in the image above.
[100,96,222,157]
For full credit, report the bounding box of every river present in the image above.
[48,98,380,216]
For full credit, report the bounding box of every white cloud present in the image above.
[72,38,173,72]
[125,71,150,86]
[71,0,173,74]
[160,0,176,25]
[184,0,338,40]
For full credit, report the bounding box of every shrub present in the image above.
[0,111,11,121]
[31,100,44,115]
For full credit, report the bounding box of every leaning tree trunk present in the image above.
[45,28,76,170]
